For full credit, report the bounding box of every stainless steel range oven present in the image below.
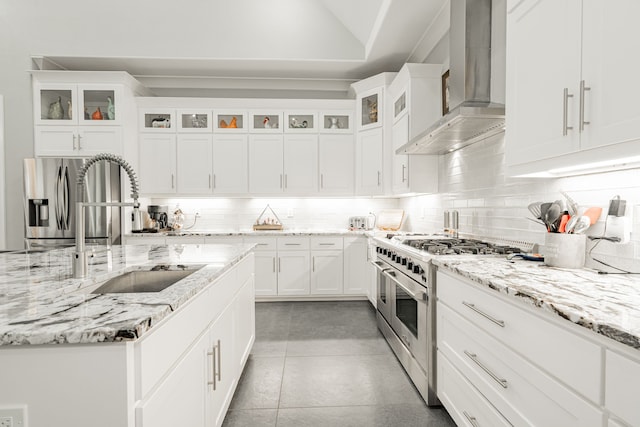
[372,244,438,406]
[371,236,522,407]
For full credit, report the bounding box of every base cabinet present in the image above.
[343,237,369,296]
[310,250,343,295]
[277,250,311,296]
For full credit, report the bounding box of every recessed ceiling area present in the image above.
[32,0,449,98]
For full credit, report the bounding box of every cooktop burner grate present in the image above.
[403,238,521,255]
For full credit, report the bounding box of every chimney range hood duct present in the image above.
[397,0,505,155]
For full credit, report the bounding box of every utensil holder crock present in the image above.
[543,233,586,269]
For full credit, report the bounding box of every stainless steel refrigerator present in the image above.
[23,158,122,249]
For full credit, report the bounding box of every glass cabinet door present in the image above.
[80,86,120,125]
[35,84,76,124]
[214,111,247,132]
[320,111,353,133]
[178,110,212,132]
[358,89,382,130]
[284,112,317,133]
[249,112,283,132]
[139,109,176,132]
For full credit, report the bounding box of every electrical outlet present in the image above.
[287,208,294,218]
[0,407,25,427]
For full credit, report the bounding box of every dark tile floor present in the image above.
[223,301,456,427]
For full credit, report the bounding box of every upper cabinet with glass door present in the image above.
[177,110,212,132]
[320,111,353,134]
[214,111,248,133]
[139,109,176,133]
[249,112,283,133]
[284,111,317,133]
[34,83,123,126]
[357,88,383,130]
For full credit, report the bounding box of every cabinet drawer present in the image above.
[244,236,277,251]
[437,270,601,403]
[438,303,604,427]
[310,236,343,250]
[277,236,310,251]
[165,235,205,245]
[438,352,512,427]
[605,349,640,427]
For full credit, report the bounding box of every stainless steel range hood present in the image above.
[397,0,505,155]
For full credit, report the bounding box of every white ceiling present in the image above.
[37,0,449,97]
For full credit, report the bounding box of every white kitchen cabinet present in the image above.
[234,274,256,372]
[245,236,278,297]
[388,64,440,195]
[356,87,383,131]
[437,270,604,427]
[318,134,354,195]
[177,134,213,194]
[248,134,284,194]
[137,330,208,427]
[343,237,369,296]
[165,235,206,245]
[506,0,640,176]
[320,110,353,134]
[276,237,311,296]
[284,111,317,133]
[310,236,344,295]
[139,134,177,194]
[283,134,318,195]
[391,115,438,194]
[277,250,310,296]
[214,111,248,133]
[356,127,384,196]
[310,250,343,295]
[34,125,123,157]
[212,134,248,194]
[605,349,640,427]
[206,301,236,427]
[249,112,283,133]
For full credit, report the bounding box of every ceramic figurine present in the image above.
[329,117,339,129]
[106,96,115,120]
[48,96,64,120]
[219,119,228,128]
[92,107,103,120]
[84,107,90,120]
[67,100,72,120]
[228,116,237,128]
[367,99,378,123]
[263,116,271,129]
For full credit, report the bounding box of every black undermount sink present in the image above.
[91,265,204,294]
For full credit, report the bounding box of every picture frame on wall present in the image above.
[442,70,450,115]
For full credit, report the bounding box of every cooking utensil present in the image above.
[558,212,570,233]
[544,203,562,232]
[583,207,603,225]
[540,202,552,224]
[572,216,591,234]
[527,202,543,220]
[565,215,580,233]
[560,191,579,217]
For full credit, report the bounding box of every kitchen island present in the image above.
[0,243,255,427]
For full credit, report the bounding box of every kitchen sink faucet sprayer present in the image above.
[73,153,142,278]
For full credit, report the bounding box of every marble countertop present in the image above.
[433,257,640,350]
[125,228,374,237]
[0,243,254,346]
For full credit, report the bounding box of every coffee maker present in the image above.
[147,205,168,230]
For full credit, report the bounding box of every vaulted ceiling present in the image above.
[34,0,449,97]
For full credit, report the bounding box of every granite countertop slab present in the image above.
[126,228,374,237]
[433,257,640,350]
[0,243,254,346]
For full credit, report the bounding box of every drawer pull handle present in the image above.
[462,302,505,327]
[463,411,480,427]
[285,243,301,246]
[319,243,335,246]
[464,350,508,389]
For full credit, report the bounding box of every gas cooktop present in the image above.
[400,237,522,255]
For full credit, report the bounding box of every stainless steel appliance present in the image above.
[348,215,375,230]
[147,205,169,229]
[371,235,521,407]
[23,158,121,249]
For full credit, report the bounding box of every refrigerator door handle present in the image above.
[54,165,63,229]
[62,166,70,229]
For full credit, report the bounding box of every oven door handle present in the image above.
[383,270,427,301]
[370,260,389,273]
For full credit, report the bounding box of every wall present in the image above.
[399,133,640,272]
[145,198,399,232]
